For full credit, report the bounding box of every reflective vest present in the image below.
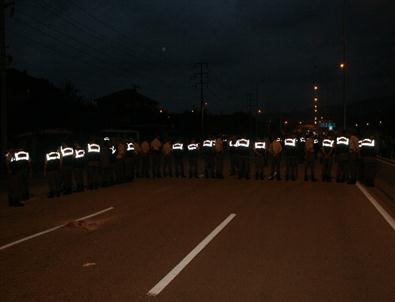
[203,140,214,148]
[11,151,30,162]
[359,138,376,157]
[172,143,184,151]
[322,139,334,148]
[284,138,296,147]
[75,149,85,159]
[336,136,349,146]
[188,143,199,151]
[46,152,61,171]
[87,143,100,153]
[60,147,74,157]
[236,138,250,148]
[126,142,135,151]
[299,137,306,143]
[254,141,266,150]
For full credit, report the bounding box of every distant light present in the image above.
[284,121,288,125]
[191,109,194,113]
[299,121,302,125]
[320,116,323,119]
[355,123,358,127]
[340,63,345,69]
[366,122,369,126]
[257,109,262,114]
[159,109,163,113]
[379,120,382,124]
[104,137,110,141]
[204,102,208,106]
[314,85,318,91]
[314,117,318,120]
[314,121,317,125]
[314,97,318,101]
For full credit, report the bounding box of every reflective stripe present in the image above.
[188,143,198,151]
[110,146,116,155]
[61,147,74,157]
[46,152,60,161]
[103,137,110,141]
[322,139,334,148]
[314,139,319,144]
[228,141,235,147]
[11,151,30,162]
[254,142,266,149]
[276,138,282,142]
[203,140,214,147]
[127,142,135,151]
[87,143,100,153]
[236,139,250,148]
[299,137,305,143]
[284,138,296,147]
[359,139,375,148]
[75,149,85,159]
[336,136,349,146]
[172,143,184,150]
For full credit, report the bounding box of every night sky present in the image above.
[7,0,395,113]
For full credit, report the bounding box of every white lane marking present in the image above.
[0,207,115,251]
[356,182,395,231]
[147,213,236,297]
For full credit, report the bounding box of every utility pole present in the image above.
[341,0,347,130]
[193,63,208,138]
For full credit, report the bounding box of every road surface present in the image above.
[1,178,394,301]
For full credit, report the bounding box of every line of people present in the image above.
[4,131,378,207]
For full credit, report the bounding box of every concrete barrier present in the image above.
[375,156,395,202]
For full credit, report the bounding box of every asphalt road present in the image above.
[0,178,394,302]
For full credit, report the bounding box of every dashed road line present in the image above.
[147,213,237,297]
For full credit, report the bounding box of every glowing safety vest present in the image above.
[336,137,349,146]
[188,143,199,151]
[203,140,214,148]
[322,139,334,148]
[127,142,135,151]
[75,149,85,159]
[359,138,375,148]
[46,152,60,161]
[172,143,184,150]
[284,138,296,147]
[254,142,266,149]
[87,143,100,153]
[61,146,74,157]
[236,139,250,148]
[11,151,30,162]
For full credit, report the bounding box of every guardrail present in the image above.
[375,156,395,202]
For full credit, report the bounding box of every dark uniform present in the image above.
[124,142,137,181]
[237,138,251,180]
[60,145,74,194]
[187,141,199,178]
[151,137,162,179]
[254,141,267,180]
[335,136,349,183]
[87,142,101,190]
[162,141,173,177]
[359,138,378,186]
[214,138,224,179]
[45,151,62,198]
[172,142,185,178]
[5,150,24,207]
[321,138,334,182]
[74,146,86,192]
[202,139,215,178]
[228,138,238,176]
[284,138,298,181]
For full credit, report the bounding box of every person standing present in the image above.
[214,137,224,179]
[116,139,126,183]
[60,143,74,194]
[162,139,173,177]
[304,134,317,181]
[269,137,282,180]
[141,139,151,178]
[12,147,32,201]
[237,137,251,180]
[202,139,215,178]
[124,141,137,181]
[228,137,238,176]
[284,136,298,181]
[172,140,185,178]
[187,140,199,178]
[86,140,101,190]
[74,144,86,192]
[335,132,350,183]
[4,147,24,207]
[359,136,378,186]
[253,140,266,180]
[150,135,162,179]
[321,136,335,182]
[44,149,62,198]
[348,131,359,184]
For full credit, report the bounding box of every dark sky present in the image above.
[7,0,395,113]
